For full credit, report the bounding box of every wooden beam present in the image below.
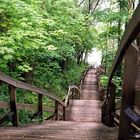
[134,91,140,106]
[118,46,138,139]
[9,85,18,127]
[0,101,54,112]
[38,94,43,118]
[124,107,140,127]
[55,101,59,120]
[106,83,116,127]
[63,106,66,121]
[0,72,64,106]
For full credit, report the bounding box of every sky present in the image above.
[87,48,102,66]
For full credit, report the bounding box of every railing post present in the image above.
[38,94,43,119]
[118,46,137,140]
[71,89,74,100]
[106,83,116,127]
[63,106,66,121]
[101,102,106,124]
[55,101,59,120]
[67,97,70,106]
[9,85,18,127]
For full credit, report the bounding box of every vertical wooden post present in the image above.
[9,85,18,127]
[71,89,74,100]
[118,46,137,140]
[67,97,70,106]
[38,94,43,119]
[55,101,59,120]
[106,83,116,127]
[101,102,107,124]
[63,106,65,121]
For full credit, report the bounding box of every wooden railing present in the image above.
[0,71,81,126]
[78,66,91,90]
[102,3,140,140]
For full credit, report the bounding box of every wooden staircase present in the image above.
[1,3,140,139]
[0,68,118,140]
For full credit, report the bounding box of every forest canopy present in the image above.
[0,0,95,93]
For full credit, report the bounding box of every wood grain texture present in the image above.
[0,121,118,140]
[0,68,118,140]
[0,72,64,106]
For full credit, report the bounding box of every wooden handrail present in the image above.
[0,71,65,126]
[102,3,140,139]
[0,72,64,106]
[0,66,84,125]
[78,66,91,90]
[64,85,81,107]
[106,3,140,100]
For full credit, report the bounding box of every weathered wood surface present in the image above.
[0,72,64,106]
[81,70,99,100]
[0,68,118,140]
[0,121,118,140]
[119,46,138,139]
[0,101,54,112]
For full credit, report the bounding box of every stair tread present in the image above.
[0,121,118,140]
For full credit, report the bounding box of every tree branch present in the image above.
[79,0,85,6]
[90,0,100,15]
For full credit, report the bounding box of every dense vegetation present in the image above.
[88,0,139,95]
[0,0,139,125]
[0,0,95,124]
[0,0,95,90]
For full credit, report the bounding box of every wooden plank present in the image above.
[0,101,54,112]
[63,106,65,121]
[118,46,138,139]
[106,83,116,127]
[0,121,118,140]
[54,101,58,120]
[114,111,140,132]
[134,91,140,106]
[124,107,140,123]
[38,94,43,117]
[64,85,81,107]
[64,88,71,106]
[9,85,18,127]
[0,72,64,106]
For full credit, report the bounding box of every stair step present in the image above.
[66,100,101,122]
[69,100,101,105]
[81,93,99,100]
[83,81,97,85]
[0,121,118,140]
[81,89,98,93]
[82,85,98,90]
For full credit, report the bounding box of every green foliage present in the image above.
[92,0,138,74]
[93,0,138,97]
[99,75,122,96]
[99,75,108,88]
[0,0,94,125]
[112,76,122,96]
